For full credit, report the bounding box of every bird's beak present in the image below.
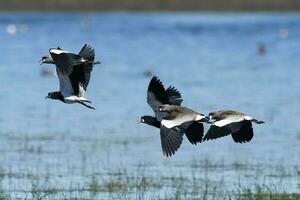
[205,116,211,123]
[199,116,211,123]
[137,120,141,124]
[45,96,49,99]
[39,59,44,65]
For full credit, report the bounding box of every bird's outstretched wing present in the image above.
[184,121,204,145]
[50,49,81,76]
[165,86,183,106]
[50,47,94,97]
[50,49,80,97]
[160,125,184,157]
[69,63,93,95]
[203,124,231,141]
[78,44,95,63]
[147,76,170,120]
[203,120,244,142]
[231,121,254,143]
[73,44,97,94]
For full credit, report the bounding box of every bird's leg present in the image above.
[81,100,92,103]
[76,101,95,110]
[251,119,265,124]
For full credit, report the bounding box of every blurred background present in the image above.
[0,1,299,200]
[2,0,300,11]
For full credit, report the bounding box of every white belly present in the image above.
[64,96,88,104]
[64,96,78,104]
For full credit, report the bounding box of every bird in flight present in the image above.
[140,76,208,157]
[157,104,208,157]
[40,44,100,110]
[203,110,264,143]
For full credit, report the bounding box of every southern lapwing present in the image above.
[157,104,208,157]
[40,44,100,110]
[140,76,204,146]
[203,110,265,143]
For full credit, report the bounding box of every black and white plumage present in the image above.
[140,76,206,156]
[40,44,100,110]
[146,76,182,121]
[158,104,208,156]
[140,115,204,146]
[203,110,265,143]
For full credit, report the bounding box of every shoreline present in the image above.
[1,0,300,11]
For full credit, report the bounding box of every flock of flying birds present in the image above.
[40,44,265,157]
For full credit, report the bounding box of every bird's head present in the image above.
[196,114,211,123]
[208,112,217,118]
[139,116,157,124]
[39,55,54,65]
[207,112,221,123]
[139,116,160,128]
[45,92,63,101]
[206,112,216,122]
[45,92,54,99]
[139,116,146,124]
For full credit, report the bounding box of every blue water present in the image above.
[0,13,299,198]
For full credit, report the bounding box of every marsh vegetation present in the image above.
[0,131,298,199]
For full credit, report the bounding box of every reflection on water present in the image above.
[0,13,299,198]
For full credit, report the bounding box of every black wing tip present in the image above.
[82,43,93,49]
[232,135,253,143]
[150,76,161,85]
[202,136,211,142]
[166,85,181,95]
[231,121,254,143]
[185,122,204,145]
[232,135,252,143]
[188,138,200,145]
[79,44,96,62]
[203,133,221,142]
[82,44,95,52]
[148,76,165,93]
[233,139,252,143]
[151,75,159,80]
[160,126,184,157]
[162,144,179,157]
[163,149,174,157]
